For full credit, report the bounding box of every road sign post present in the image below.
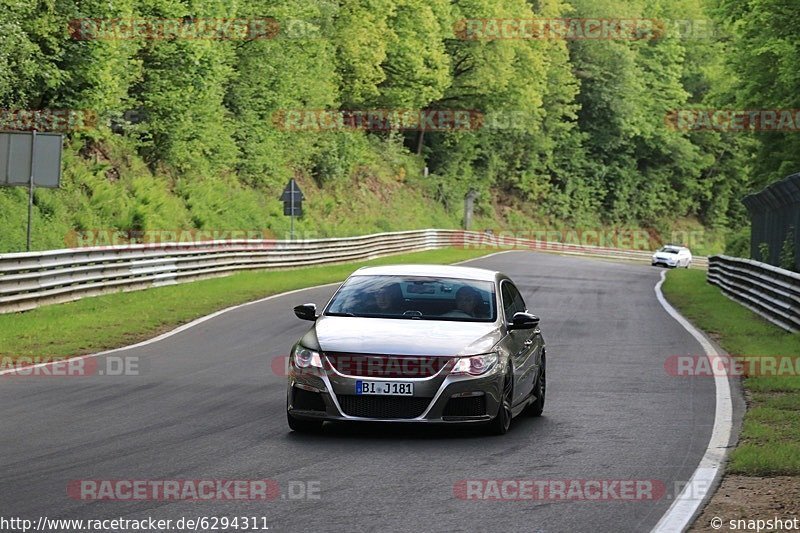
[27,131,36,251]
[280,179,304,240]
[0,131,63,251]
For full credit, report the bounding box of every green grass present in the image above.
[662,269,800,475]
[0,247,491,360]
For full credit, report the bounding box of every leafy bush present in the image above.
[759,243,770,264]
[779,227,797,272]
[724,226,751,259]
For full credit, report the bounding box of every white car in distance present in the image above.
[651,245,692,268]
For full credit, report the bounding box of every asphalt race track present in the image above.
[0,252,729,532]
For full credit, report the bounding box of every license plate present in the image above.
[356,380,414,396]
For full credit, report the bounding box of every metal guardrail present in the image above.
[0,230,454,314]
[0,229,707,314]
[708,255,800,333]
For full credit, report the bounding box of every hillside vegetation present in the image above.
[0,0,796,253]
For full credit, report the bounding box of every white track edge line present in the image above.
[651,269,734,533]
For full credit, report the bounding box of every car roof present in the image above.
[352,264,501,282]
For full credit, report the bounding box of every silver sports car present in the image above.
[286,264,546,435]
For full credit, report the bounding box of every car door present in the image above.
[501,280,540,406]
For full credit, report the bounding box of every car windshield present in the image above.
[325,275,496,322]
[660,247,680,254]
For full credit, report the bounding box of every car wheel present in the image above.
[488,369,513,435]
[287,411,324,433]
[684,260,691,269]
[524,355,546,417]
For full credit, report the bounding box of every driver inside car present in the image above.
[443,286,482,318]
[367,283,404,314]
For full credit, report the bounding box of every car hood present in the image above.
[301,316,503,357]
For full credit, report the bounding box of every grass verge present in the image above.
[0,248,492,361]
[662,269,800,475]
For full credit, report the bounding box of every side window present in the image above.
[501,283,515,320]
[501,281,527,320]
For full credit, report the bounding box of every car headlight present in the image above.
[452,353,498,376]
[292,345,323,369]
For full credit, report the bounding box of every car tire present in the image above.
[488,369,513,435]
[524,355,546,417]
[287,411,324,433]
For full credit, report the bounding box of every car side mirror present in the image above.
[294,303,318,321]
[508,312,540,330]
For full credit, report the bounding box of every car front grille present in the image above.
[337,395,432,419]
[325,353,450,378]
[443,395,486,417]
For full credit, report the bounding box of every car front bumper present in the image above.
[652,259,678,267]
[286,356,504,424]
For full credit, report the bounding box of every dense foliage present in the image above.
[0,0,796,251]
